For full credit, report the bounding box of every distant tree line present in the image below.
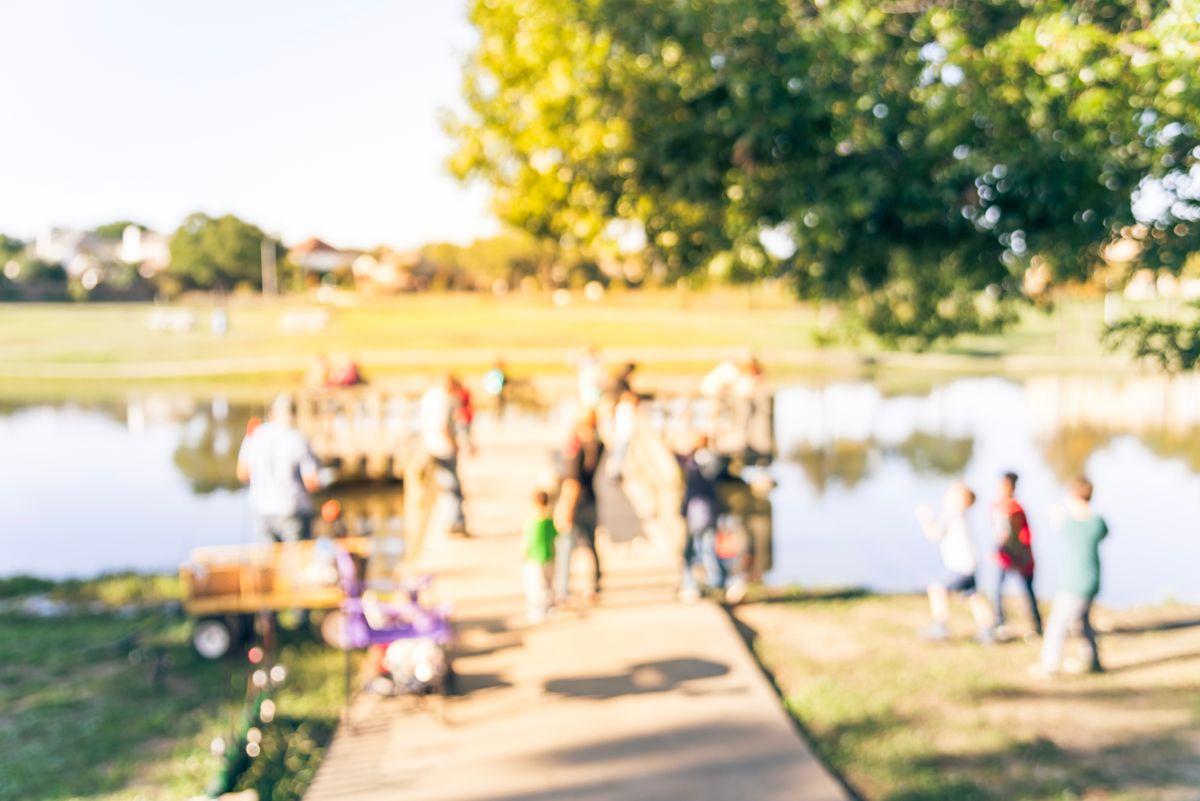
[0,214,603,301]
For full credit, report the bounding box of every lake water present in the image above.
[3,375,1198,607]
[768,375,1200,608]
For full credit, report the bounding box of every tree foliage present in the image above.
[168,213,276,290]
[450,0,1200,344]
[1103,306,1200,372]
[91,220,146,240]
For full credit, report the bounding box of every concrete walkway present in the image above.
[305,418,847,801]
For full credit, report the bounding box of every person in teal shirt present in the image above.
[524,490,558,623]
[1036,476,1109,676]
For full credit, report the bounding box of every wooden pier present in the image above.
[293,384,775,484]
[302,411,840,801]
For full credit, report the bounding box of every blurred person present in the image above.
[606,389,639,480]
[483,358,509,418]
[916,482,996,643]
[1034,477,1109,677]
[571,346,604,408]
[736,355,766,397]
[327,354,365,387]
[236,393,321,543]
[700,359,740,398]
[305,354,331,388]
[610,361,638,400]
[992,472,1043,638]
[676,434,726,602]
[420,374,468,536]
[316,499,349,539]
[523,490,558,623]
[450,374,476,454]
[555,412,605,602]
[700,354,768,459]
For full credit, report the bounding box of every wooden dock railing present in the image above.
[295,388,417,481]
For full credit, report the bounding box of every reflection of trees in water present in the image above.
[172,404,255,495]
[1041,424,1200,480]
[890,432,974,477]
[1039,426,1116,482]
[789,440,872,493]
[1139,428,1200,474]
[789,431,974,494]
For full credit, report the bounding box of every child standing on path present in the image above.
[992,472,1043,637]
[524,490,558,623]
[1035,476,1109,676]
[917,482,996,643]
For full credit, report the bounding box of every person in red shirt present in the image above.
[450,375,476,454]
[992,472,1043,637]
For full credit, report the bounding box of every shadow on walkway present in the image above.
[543,657,729,700]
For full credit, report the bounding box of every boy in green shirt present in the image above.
[524,490,558,623]
[1035,476,1109,676]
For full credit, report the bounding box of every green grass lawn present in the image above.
[737,593,1200,801]
[0,576,350,801]
[0,290,1174,397]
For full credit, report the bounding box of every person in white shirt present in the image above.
[916,482,996,643]
[605,390,638,480]
[571,346,604,409]
[420,374,468,536]
[236,394,321,543]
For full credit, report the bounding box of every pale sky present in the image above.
[0,1,497,249]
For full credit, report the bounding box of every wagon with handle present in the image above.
[180,537,371,659]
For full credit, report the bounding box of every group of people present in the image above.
[232,362,1107,682]
[919,471,1110,676]
[521,352,753,622]
[522,411,608,621]
[305,353,366,388]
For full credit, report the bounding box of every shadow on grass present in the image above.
[740,585,872,606]
[1108,616,1200,635]
[902,727,1200,801]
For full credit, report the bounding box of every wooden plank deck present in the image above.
[303,416,846,801]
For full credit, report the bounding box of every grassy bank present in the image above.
[736,593,1200,801]
[0,291,1168,397]
[0,575,349,801]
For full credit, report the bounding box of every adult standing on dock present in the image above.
[556,411,605,603]
[421,373,469,536]
[236,393,321,543]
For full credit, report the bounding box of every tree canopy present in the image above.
[168,213,274,290]
[450,0,1200,343]
[91,220,146,240]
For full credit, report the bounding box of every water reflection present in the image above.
[4,375,1200,608]
[771,377,1200,607]
[789,440,873,493]
[1,401,251,578]
[170,401,253,495]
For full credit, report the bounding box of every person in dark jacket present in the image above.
[677,434,726,601]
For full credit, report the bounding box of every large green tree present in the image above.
[451,0,1200,343]
[168,212,276,290]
